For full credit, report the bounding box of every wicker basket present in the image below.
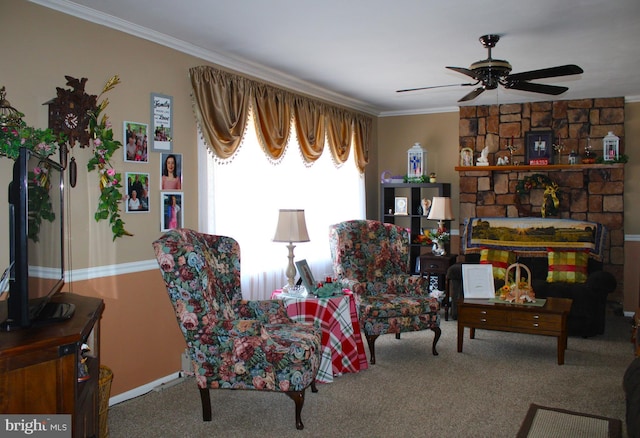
[99,365,113,438]
[504,262,535,303]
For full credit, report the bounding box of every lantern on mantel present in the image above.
[603,131,620,161]
[407,142,426,179]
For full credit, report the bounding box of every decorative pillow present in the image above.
[546,250,589,283]
[480,248,515,280]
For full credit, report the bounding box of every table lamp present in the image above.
[427,196,454,231]
[273,209,310,291]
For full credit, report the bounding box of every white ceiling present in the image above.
[35,0,640,116]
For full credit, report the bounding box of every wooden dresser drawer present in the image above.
[510,312,563,331]
[459,307,507,325]
[419,255,452,274]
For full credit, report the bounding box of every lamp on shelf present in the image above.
[427,197,454,231]
[273,209,310,291]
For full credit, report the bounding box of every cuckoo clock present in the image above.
[46,76,98,152]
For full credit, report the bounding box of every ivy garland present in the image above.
[515,173,560,217]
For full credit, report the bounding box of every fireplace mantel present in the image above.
[455,163,624,172]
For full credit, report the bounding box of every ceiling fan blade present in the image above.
[446,66,478,79]
[507,64,583,82]
[396,82,476,93]
[505,81,569,95]
[458,86,486,102]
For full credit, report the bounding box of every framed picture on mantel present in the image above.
[525,130,553,165]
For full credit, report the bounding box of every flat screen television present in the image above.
[2,147,71,330]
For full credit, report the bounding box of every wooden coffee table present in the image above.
[457,297,573,365]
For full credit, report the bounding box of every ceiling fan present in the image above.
[397,34,584,102]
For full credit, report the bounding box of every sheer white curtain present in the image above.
[198,113,365,300]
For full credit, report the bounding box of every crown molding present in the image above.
[29,0,380,116]
[379,106,460,117]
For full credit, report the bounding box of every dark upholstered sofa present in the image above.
[446,217,617,338]
[447,254,616,337]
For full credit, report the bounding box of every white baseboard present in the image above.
[108,371,182,407]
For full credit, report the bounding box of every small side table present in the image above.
[419,253,457,321]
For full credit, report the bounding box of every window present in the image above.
[198,114,365,300]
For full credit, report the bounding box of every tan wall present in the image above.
[0,1,202,268]
[625,241,640,312]
[69,271,185,396]
[0,0,204,396]
[623,101,640,312]
[376,112,461,229]
[625,101,640,234]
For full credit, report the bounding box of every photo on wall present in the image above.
[160,153,182,190]
[125,172,150,213]
[151,93,173,152]
[124,121,149,163]
[161,191,183,231]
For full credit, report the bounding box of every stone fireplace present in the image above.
[456,97,625,293]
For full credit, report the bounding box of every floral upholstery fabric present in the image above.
[153,228,321,392]
[328,220,440,339]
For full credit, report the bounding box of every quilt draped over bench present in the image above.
[462,217,607,261]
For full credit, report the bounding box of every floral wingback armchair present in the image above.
[152,228,321,430]
[328,220,441,364]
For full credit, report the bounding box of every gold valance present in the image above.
[189,65,370,171]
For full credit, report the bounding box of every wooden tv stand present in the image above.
[0,293,104,437]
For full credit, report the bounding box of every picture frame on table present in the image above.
[295,259,317,294]
[394,196,408,215]
[462,264,495,298]
[460,147,474,167]
[525,130,554,165]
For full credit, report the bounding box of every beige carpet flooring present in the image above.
[107,306,633,437]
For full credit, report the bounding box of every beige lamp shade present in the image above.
[273,209,310,242]
[273,209,310,290]
[427,197,454,228]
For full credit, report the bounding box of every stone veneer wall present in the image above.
[457,97,625,294]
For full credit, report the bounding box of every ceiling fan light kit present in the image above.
[398,34,583,102]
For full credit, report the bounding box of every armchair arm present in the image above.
[586,270,617,296]
[235,299,292,324]
[209,319,264,337]
[347,275,429,297]
[336,278,359,291]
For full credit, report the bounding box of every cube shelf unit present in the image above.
[380,182,451,274]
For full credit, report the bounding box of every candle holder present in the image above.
[582,137,596,164]
[553,141,566,164]
[506,141,519,165]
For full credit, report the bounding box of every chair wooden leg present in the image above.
[199,387,212,421]
[365,334,378,364]
[311,379,318,393]
[431,326,441,356]
[395,333,401,340]
[286,389,306,430]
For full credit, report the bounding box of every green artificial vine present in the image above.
[86,75,131,239]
